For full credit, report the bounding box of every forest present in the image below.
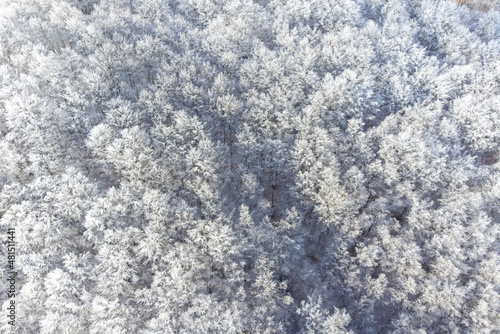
[0,0,499,333]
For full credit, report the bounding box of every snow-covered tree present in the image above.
[1,0,499,332]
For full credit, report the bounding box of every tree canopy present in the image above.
[1,0,499,332]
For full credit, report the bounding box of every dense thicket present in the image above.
[0,0,499,333]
